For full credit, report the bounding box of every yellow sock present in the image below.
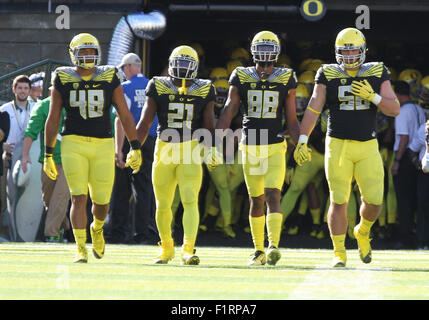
[250,215,266,252]
[156,209,174,244]
[182,201,199,252]
[357,217,374,236]
[266,213,283,248]
[73,229,87,248]
[331,233,346,253]
[310,208,321,225]
[92,217,105,231]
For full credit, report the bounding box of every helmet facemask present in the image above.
[70,45,100,69]
[168,56,198,80]
[215,88,228,108]
[251,42,280,66]
[335,44,366,69]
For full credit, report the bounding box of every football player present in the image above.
[281,84,326,236]
[294,27,400,267]
[216,30,300,266]
[135,45,216,265]
[44,33,142,263]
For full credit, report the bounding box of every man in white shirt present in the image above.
[0,75,34,240]
[392,81,426,249]
[408,118,429,249]
[0,75,34,159]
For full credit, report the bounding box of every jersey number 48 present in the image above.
[70,90,105,119]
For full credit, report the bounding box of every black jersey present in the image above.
[229,66,297,145]
[145,76,215,141]
[315,62,390,141]
[53,65,121,138]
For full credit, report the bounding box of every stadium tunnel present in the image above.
[135,0,429,79]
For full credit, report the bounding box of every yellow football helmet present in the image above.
[213,79,230,108]
[398,68,422,85]
[299,58,313,72]
[227,60,243,75]
[399,68,423,101]
[230,47,250,63]
[191,43,205,58]
[295,84,310,118]
[298,71,315,84]
[168,45,199,80]
[335,27,366,69]
[306,59,323,73]
[69,33,101,69]
[209,67,228,80]
[418,76,429,109]
[250,30,280,63]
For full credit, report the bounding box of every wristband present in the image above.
[45,146,54,154]
[298,135,308,144]
[130,140,141,150]
[371,93,382,106]
[307,106,321,115]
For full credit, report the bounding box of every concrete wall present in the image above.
[0,13,125,68]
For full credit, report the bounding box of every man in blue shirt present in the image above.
[109,53,158,244]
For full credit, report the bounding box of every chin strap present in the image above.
[178,78,187,95]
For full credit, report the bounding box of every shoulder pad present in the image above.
[188,78,213,98]
[153,76,177,95]
[92,65,118,82]
[269,67,294,85]
[55,67,81,84]
[236,67,259,83]
[321,64,349,81]
[358,62,384,78]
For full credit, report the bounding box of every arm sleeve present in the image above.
[394,108,411,135]
[24,100,47,140]
[145,78,157,98]
[287,70,298,90]
[381,63,391,82]
[228,68,241,87]
[409,124,425,153]
[206,83,216,102]
[314,66,327,85]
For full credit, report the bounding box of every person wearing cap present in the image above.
[28,73,44,104]
[108,53,158,244]
[21,86,70,242]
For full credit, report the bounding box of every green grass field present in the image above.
[1,243,429,300]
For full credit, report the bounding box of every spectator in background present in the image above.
[408,118,429,249]
[0,75,33,162]
[0,111,10,236]
[392,81,426,249]
[108,53,158,244]
[21,86,70,243]
[0,75,34,237]
[28,73,44,104]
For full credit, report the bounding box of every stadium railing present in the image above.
[0,59,69,105]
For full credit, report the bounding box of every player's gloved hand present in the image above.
[125,140,142,174]
[206,146,223,170]
[351,79,382,105]
[43,153,57,180]
[293,135,312,166]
